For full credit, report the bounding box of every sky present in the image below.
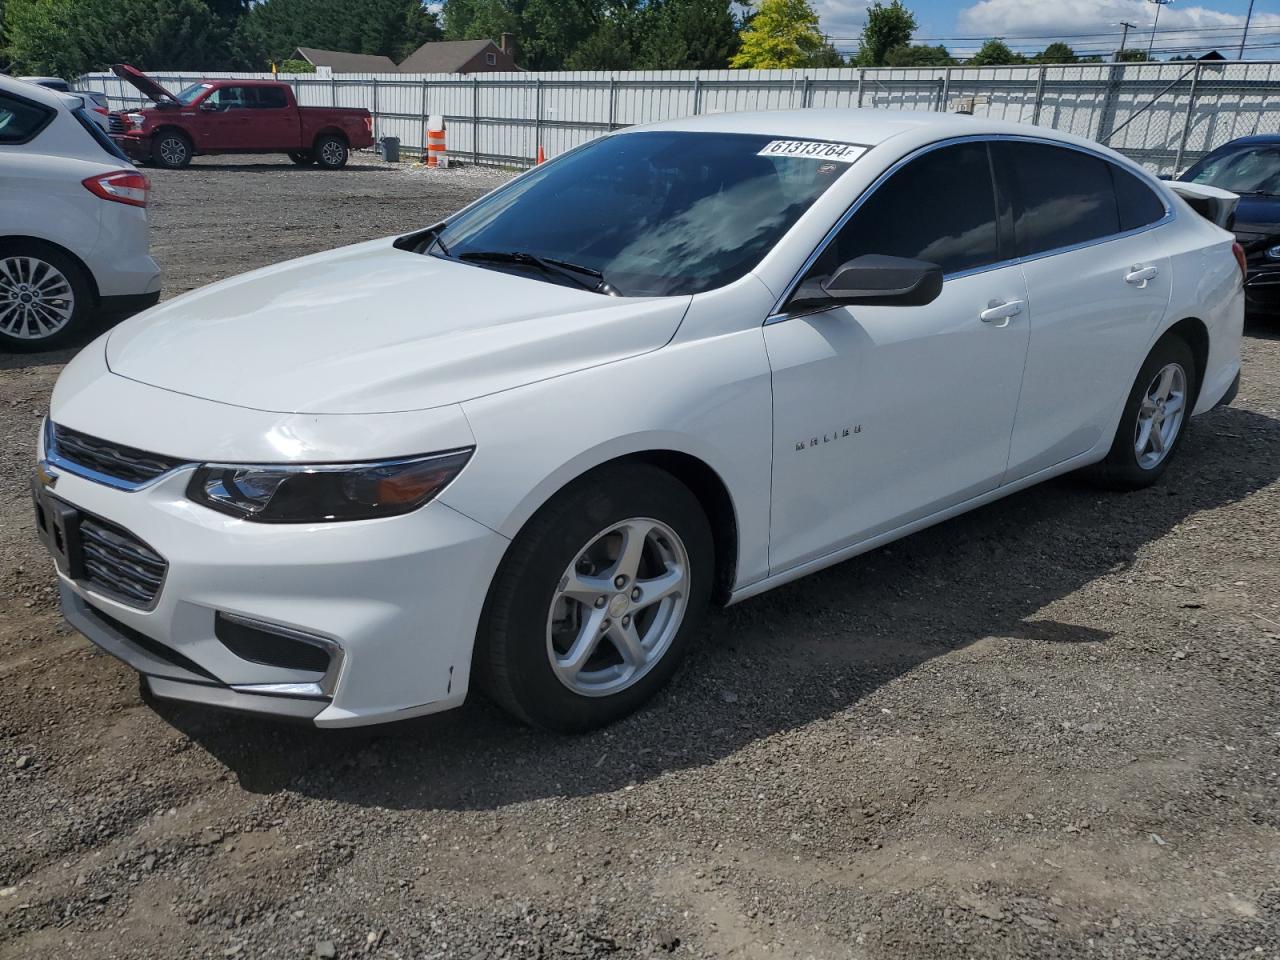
[812,0,1280,60]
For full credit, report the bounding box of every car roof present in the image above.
[0,74,72,109]
[1208,133,1280,147]
[629,107,1113,155]
[200,79,288,87]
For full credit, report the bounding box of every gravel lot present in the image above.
[2,154,1279,960]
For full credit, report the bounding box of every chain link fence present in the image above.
[79,60,1280,176]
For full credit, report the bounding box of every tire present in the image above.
[151,131,192,169]
[0,241,93,352]
[288,151,314,166]
[313,134,348,169]
[1094,335,1197,489]
[477,464,714,733]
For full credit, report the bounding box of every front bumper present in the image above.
[1244,264,1280,312]
[39,458,508,727]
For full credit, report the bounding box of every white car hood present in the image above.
[106,239,690,415]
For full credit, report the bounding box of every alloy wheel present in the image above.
[160,136,187,165]
[0,256,75,341]
[1134,361,1187,470]
[546,517,690,697]
[320,141,344,166]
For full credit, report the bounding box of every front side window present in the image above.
[1184,144,1280,196]
[431,131,855,297]
[0,93,54,145]
[1002,142,1120,256]
[206,87,248,110]
[812,141,1002,279]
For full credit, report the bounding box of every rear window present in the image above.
[250,87,288,109]
[0,92,55,145]
[1112,164,1167,231]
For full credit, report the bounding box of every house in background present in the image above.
[397,35,520,74]
[291,47,399,73]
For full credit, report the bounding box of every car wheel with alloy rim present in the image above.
[314,134,348,170]
[0,243,91,352]
[478,464,713,732]
[152,131,192,169]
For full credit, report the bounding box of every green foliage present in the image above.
[883,43,951,67]
[5,0,234,77]
[237,0,442,66]
[729,0,824,69]
[968,38,1023,66]
[855,0,916,67]
[1115,48,1152,62]
[277,58,316,73]
[1032,41,1076,64]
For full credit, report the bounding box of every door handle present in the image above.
[979,298,1024,327]
[1125,264,1159,287]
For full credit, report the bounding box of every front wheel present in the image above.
[313,134,348,169]
[1094,335,1196,489]
[151,131,192,169]
[477,465,714,732]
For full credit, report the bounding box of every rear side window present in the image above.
[1003,142,1120,256]
[1112,164,1166,231]
[819,141,1001,276]
[0,93,55,145]
[251,87,288,108]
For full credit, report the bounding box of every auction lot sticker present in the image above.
[758,140,866,162]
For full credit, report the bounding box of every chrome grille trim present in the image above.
[47,421,194,491]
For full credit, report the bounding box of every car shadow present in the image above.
[163,160,386,173]
[156,404,1280,810]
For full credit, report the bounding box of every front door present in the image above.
[198,86,253,150]
[765,140,1031,573]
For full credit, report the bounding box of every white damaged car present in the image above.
[35,110,1243,730]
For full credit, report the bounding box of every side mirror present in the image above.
[789,255,944,310]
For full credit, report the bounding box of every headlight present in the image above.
[126,113,145,129]
[186,449,473,523]
[1266,245,1280,260]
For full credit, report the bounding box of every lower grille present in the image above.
[108,113,126,134]
[79,516,167,609]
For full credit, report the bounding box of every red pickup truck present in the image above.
[108,64,375,169]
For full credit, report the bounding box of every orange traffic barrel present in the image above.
[426,127,447,168]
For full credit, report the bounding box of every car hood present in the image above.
[105,239,690,415]
[111,63,177,104]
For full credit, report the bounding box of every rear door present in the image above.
[995,141,1173,479]
[241,86,299,150]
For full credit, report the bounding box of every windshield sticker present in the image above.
[758,141,866,163]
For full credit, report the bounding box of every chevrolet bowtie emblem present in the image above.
[36,461,58,489]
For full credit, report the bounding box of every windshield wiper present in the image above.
[458,250,620,295]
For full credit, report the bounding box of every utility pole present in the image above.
[1239,0,1257,59]
[1116,21,1138,61]
[1147,0,1173,59]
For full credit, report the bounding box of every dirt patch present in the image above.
[1,155,1278,959]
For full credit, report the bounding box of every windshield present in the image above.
[1186,145,1280,196]
[432,131,858,296]
[174,83,210,105]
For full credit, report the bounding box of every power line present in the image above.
[825,23,1280,44]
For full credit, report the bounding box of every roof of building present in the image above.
[397,39,503,74]
[293,47,398,73]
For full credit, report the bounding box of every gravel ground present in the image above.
[1,154,1279,960]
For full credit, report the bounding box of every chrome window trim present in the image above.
[43,419,196,492]
[765,133,1175,325]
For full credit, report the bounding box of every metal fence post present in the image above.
[857,68,866,107]
[1173,61,1204,174]
[535,78,543,162]
[330,75,337,107]
[939,68,951,111]
[371,77,379,139]
[693,76,702,114]
[473,76,480,166]
[608,76,617,131]
[802,75,813,108]
[1031,64,1046,125]
[421,77,428,159]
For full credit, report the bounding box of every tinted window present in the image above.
[251,87,288,108]
[208,87,248,109]
[0,93,54,144]
[1184,144,1280,196]
[433,131,853,297]
[1112,164,1166,231]
[817,141,1000,277]
[1004,142,1120,255]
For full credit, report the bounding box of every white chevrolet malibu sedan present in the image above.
[35,109,1243,731]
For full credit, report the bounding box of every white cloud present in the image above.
[809,0,873,41]
[957,0,1280,58]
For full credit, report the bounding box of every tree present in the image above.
[236,0,441,67]
[855,0,916,67]
[968,38,1023,66]
[1032,41,1076,64]
[729,0,824,69]
[443,0,599,71]
[1114,47,1152,62]
[639,0,741,69]
[883,42,951,67]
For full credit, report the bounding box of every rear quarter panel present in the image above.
[299,109,374,150]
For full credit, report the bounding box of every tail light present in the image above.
[93,106,109,116]
[82,170,151,208]
[364,116,373,136]
[1232,242,1248,283]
